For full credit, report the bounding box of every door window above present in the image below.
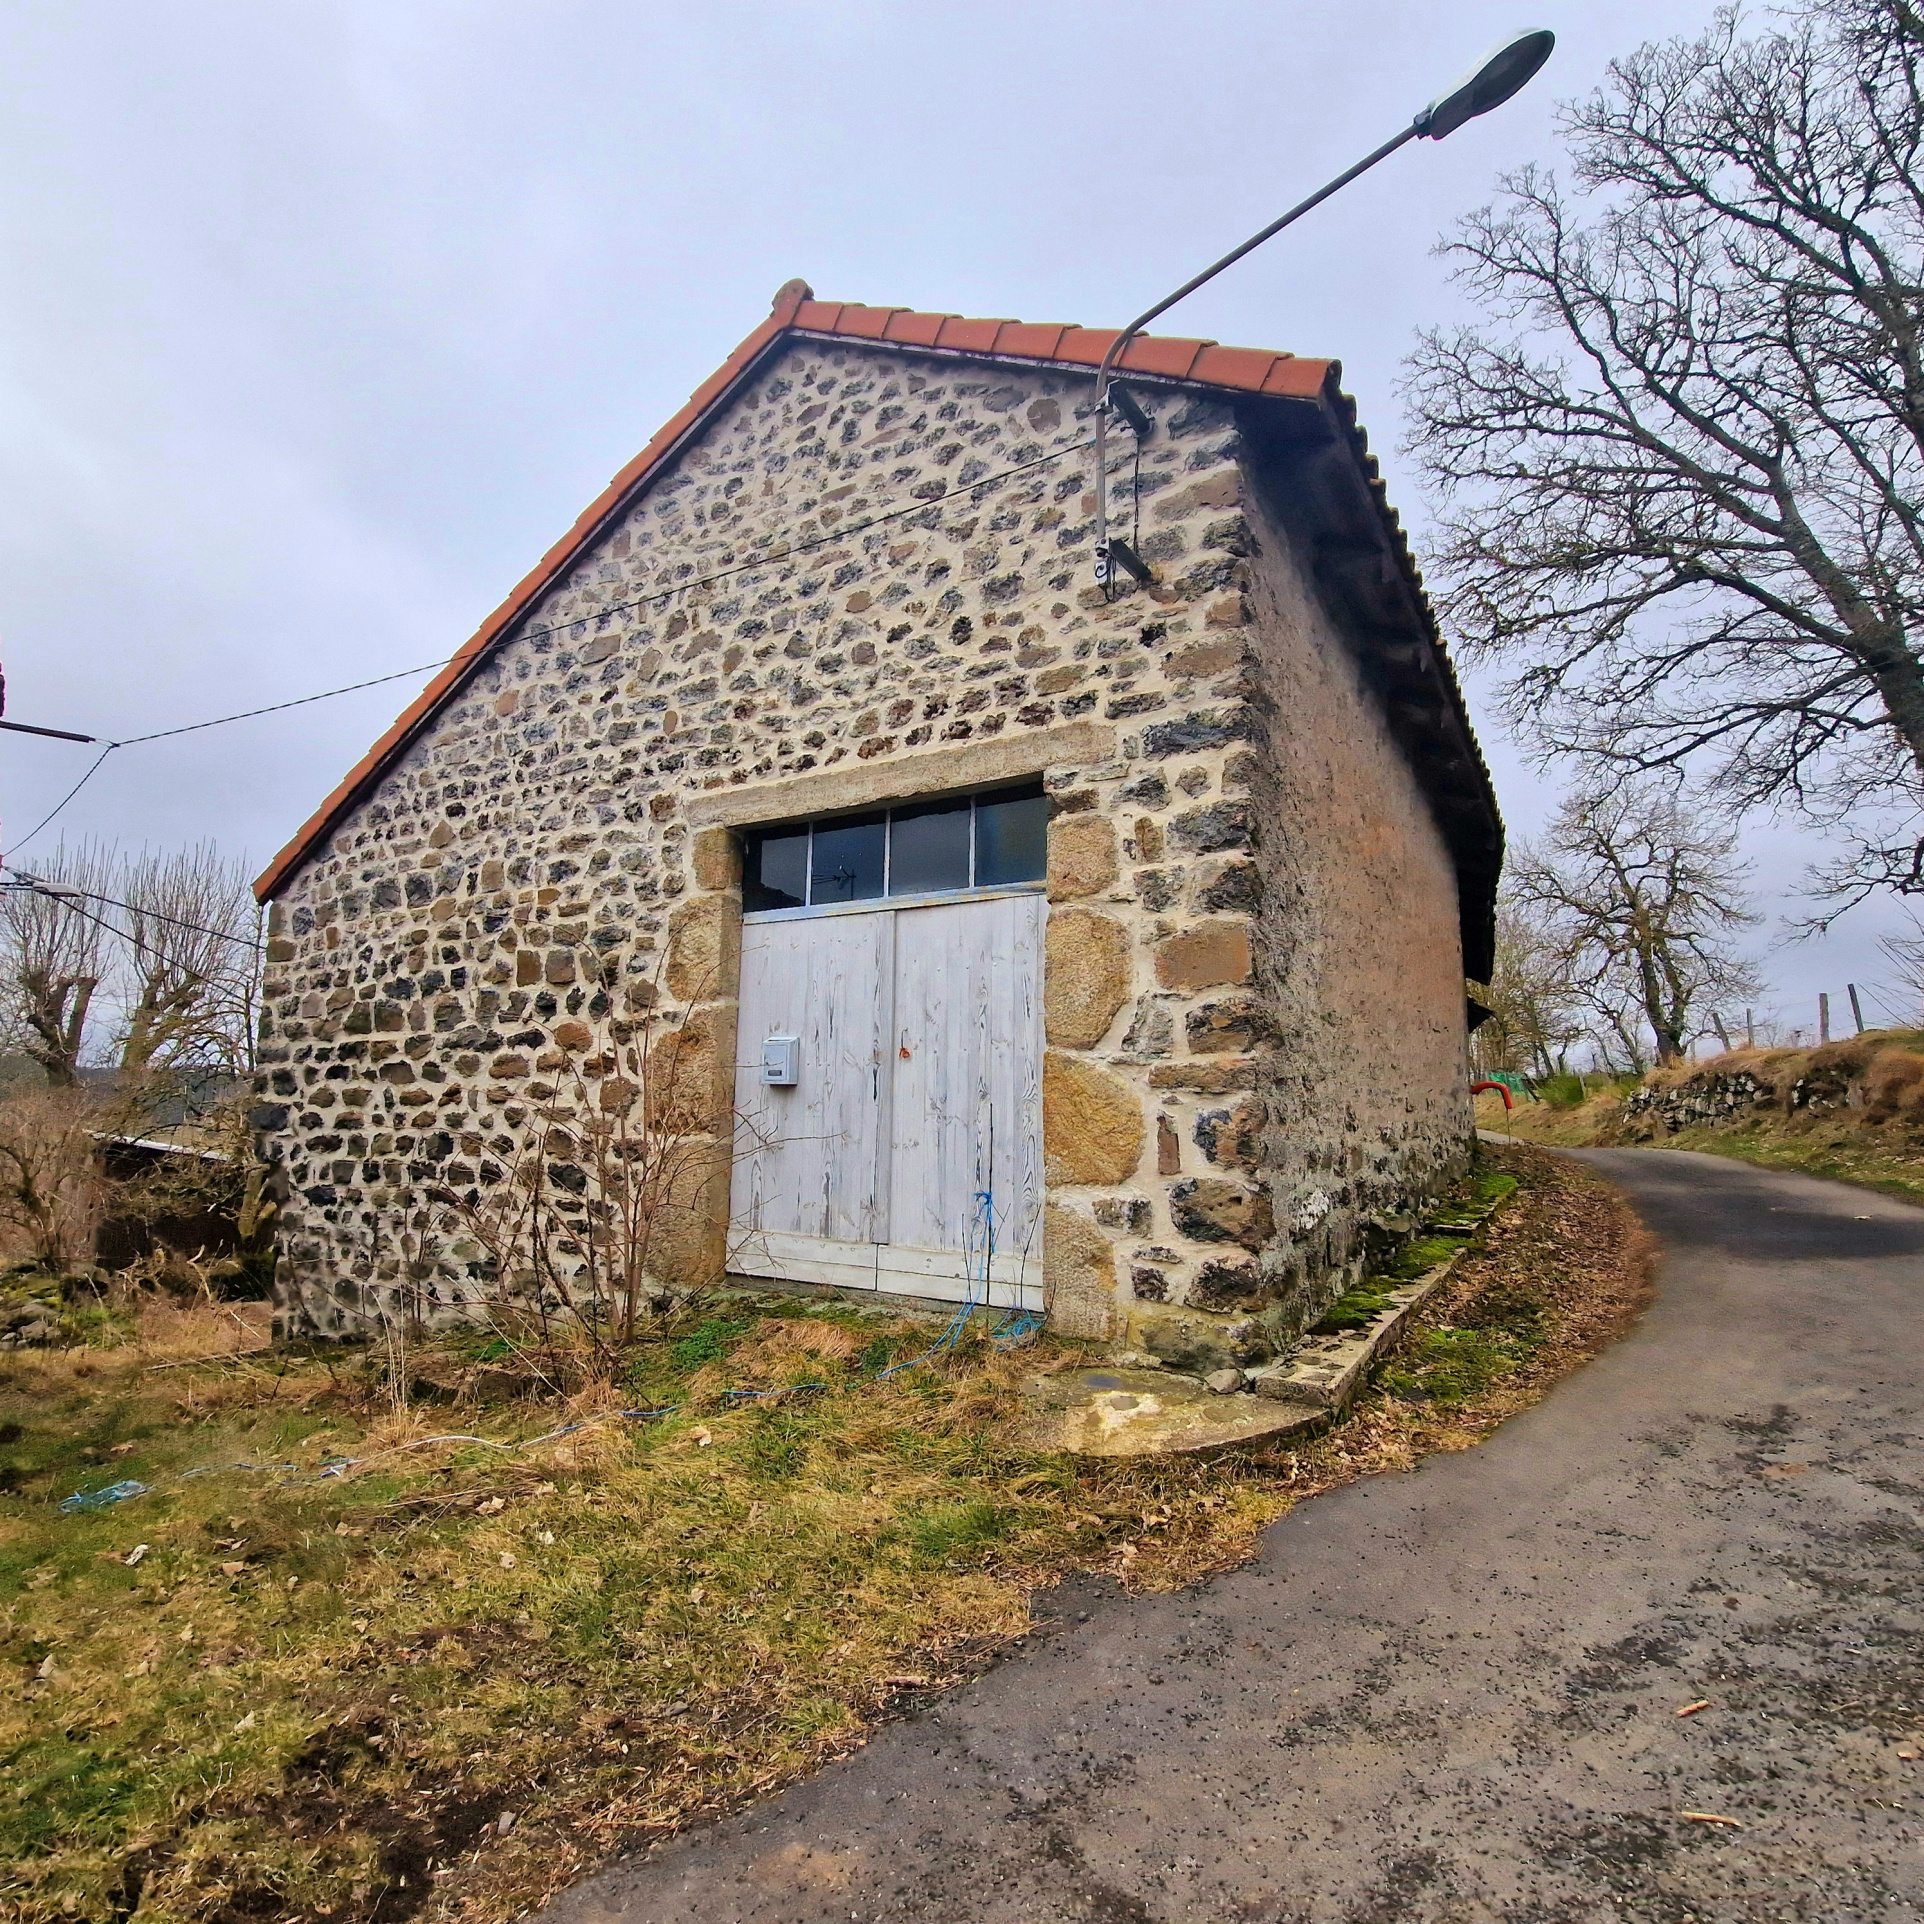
[808,813,887,904]
[742,782,1048,914]
[886,796,973,894]
[976,784,1051,886]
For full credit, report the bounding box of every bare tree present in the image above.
[1878,911,1924,1018]
[1470,891,1582,1078]
[0,841,116,1085]
[114,843,261,1079]
[1406,0,1924,909]
[2,843,261,1098]
[1513,787,1762,1066]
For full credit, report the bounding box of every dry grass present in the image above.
[1608,1117,1924,1205]
[1480,1031,1924,1206]
[1,1145,1648,1924]
[1476,1085,1629,1145]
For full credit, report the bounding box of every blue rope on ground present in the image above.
[58,1479,151,1513]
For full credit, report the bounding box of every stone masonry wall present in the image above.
[1086,430,1477,1372]
[256,335,1474,1360]
[1232,456,1474,1326]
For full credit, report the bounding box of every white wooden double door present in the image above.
[729,892,1045,1308]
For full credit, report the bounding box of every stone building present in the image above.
[251,281,1501,1369]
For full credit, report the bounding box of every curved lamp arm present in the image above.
[1092,29,1554,595]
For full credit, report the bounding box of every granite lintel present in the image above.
[681,721,1119,829]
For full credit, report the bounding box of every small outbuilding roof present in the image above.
[254,282,1501,976]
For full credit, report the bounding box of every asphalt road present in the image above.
[546,1149,1924,1924]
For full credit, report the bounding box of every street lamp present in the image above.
[1092,29,1555,594]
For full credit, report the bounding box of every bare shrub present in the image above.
[432,996,737,1381]
[0,1088,109,1271]
[1878,913,1924,1024]
[107,1095,279,1297]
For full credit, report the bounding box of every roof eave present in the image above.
[250,296,1485,921]
[252,288,817,902]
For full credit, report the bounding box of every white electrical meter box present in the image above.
[760,1035,800,1086]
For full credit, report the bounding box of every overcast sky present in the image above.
[2,0,1913,1039]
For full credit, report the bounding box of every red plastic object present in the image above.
[1470,1080,1515,1111]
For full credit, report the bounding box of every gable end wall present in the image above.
[253,338,1473,1359]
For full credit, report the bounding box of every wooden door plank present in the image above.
[1005,892,1046,1271]
[887,895,1044,1269]
[729,913,889,1262]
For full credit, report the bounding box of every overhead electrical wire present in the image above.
[7,745,118,859]
[3,433,1101,859]
[1,879,141,954]
[2,873,263,951]
[113,658,464,746]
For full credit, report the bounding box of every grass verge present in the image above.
[1593,1116,1924,1206]
[3,1144,1647,1924]
[1478,1083,1924,1209]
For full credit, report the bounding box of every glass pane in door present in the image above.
[888,796,972,895]
[809,813,886,902]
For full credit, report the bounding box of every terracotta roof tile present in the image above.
[253,289,1367,900]
[1052,327,1124,368]
[1119,334,1211,380]
[929,315,1008,353]
[833,303,901,340]
[991,321,1069,360]
[1261,356,1330,399]
[881,310,952,346]
[1189,344,1283,391]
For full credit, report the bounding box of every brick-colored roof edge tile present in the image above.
[254,292,1347,900]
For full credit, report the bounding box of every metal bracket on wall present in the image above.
[1100,537,1154,587]
[1108,384,1154,440]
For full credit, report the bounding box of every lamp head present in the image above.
[1415,29,1555,140]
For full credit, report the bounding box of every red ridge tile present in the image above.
[1189,345,1284,393]
[1053,327,1124,367]
[1263,356,1336,399]
[932,316,1008,352]
[992,322,1068,359]
[882,310,953,346]
[834,304,901,340]
[1120,335,1210,379]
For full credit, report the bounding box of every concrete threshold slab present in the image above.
[1020,1185,1513,1457]
[1017,1366,1327,1457]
